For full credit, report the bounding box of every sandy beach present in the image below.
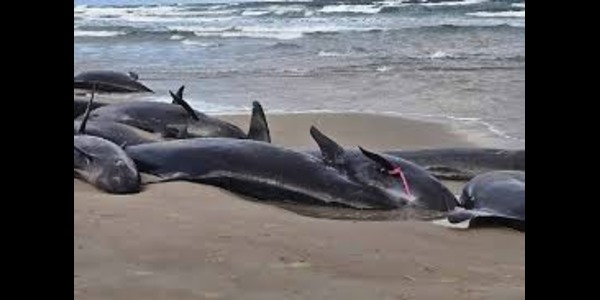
[74,113,524,299]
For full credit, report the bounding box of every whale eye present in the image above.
[377,167,400,179]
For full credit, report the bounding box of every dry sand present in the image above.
[74,113,524,299]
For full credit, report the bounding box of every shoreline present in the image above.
[217,112,520,150]
[74,91,523,149]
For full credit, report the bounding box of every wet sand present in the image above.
[74,113,524,299]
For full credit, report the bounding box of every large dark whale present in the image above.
[84,86,271,142]
[125,126,458,211]
[382,148,525,180]
[447,170,525,231]
[74,94,141,194]
[74,70,154,93]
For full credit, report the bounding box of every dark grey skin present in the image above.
[74,70,154,93]
[86,101,245,138]
[383,148,524,180]
[448,170,525,231]
[73,91,142,194]
[74,87,167,146]
[74,99,108,118]
[74,135,141,194]
[125,126,458,211]
[84,87,271,142]
[73,120,166,146]
[303,148,524,181]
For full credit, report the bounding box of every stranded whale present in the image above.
[74,92,141,194]
[74,70,154,93]
[447,170,525,231]
[84,86,271,142]
[125,126,458,211]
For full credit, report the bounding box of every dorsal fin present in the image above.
[247,101,271,143]
[169,86,200,121]
[171,85,185,104]
[309,126,345,164]
[78,84,96,134]
[358,146,395,171]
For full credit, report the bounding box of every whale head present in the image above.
[310,126,458,211]
[74,136,141,194]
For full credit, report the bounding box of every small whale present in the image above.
[74,70,154,93]
[74,91,141,194]
[447,170,525,231]
[84,85,271,142]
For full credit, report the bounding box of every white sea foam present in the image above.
[169,34,185,40]
[171,25,304,40]
[319,5,383,14]
[375,0,488,8]
[376,66,393,72]
[73,5,88,14]
[74,30,126,37]
[240,5,308,16]
[241,10,271,16]
[429,51,451,59]
[468,11,525,18]
[74,6,173,19]
[74,5,237,24]
[176,25,383,40]
[357,111,523,143]
[271,5,307,15]
[181,39,221,47]
[318,51,348,57]
[241,25,380,34]
[168,25,235,33]
[422,0,489,7]
[222,31,303,40]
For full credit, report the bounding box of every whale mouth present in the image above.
[100,176,141,194]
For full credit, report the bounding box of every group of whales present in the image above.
[74,70,525,231]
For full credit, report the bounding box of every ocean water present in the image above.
[74,0,525,148]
